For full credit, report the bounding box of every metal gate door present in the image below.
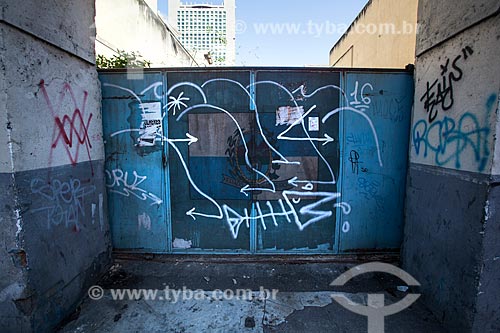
[100,72,168,252]
[100,68,413,254]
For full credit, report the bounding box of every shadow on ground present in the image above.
[58,258,445,332]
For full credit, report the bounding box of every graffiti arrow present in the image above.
[165,133,198,145]
[288,176,336,187]
[276,105,335,146]
[322,134,335,145]
[288,177,300,187]
[168,140,222,220]
[186,208,197,220]
[186,207,223,220]
[240,185,251,196]
[278,133,334,145]
[148,194,163,206]
[240,184,276,196]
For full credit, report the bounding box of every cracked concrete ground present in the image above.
[58,258,446,332]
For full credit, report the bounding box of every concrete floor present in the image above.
[58,257,446,332]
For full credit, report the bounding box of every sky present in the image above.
[158,0,369,66]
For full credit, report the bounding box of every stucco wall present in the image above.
[416,0,500,55]
[410,17,499,175]
[403,3,499,331]
[95,0,197,67]
[0,1,111,331]
[0,0,96,64]
[329,0,418,68]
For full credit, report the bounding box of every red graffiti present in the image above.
[39,80,94,175]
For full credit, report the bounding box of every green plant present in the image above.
[96,50,151,69]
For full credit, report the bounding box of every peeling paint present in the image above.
[6,117,16,173]
[8,249,27,268]
[138,212,152,230]
[99,193,104,231]
[15,208,22,239]
[0,283,26,302]
[276,106,304,126]
[173,238,192,249]
[263,292,335,326]
[91,203,96,225]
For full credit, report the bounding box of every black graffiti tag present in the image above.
[420,46,473,123]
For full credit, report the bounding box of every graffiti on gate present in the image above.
[104,77,389,239]
[349,150,368,175]
[105,168,163,206]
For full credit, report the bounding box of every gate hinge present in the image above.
[162,154,167,168]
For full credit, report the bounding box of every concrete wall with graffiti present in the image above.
[0,1,111,331]
[410,22,499,174]
[95,0,200,67]
[403,1,500,331]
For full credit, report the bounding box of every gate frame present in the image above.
[99,66,414,255]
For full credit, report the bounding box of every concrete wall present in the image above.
[329,0,418,68]
[0,1,111,331]
[402,0,500,330]
[95,0,198,67]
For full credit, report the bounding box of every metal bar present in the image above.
[250,203,257,253]
[334,71,347,254]
[163,70,173,253]
[113,251,401,264]
[249,70,256,111]
[250,70,258,254]
[97,67,413,74]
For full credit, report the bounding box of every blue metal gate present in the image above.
[99,68,413,254]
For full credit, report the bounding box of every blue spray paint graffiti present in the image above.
[412,112,491,171]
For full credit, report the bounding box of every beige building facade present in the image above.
[329,0,418,68]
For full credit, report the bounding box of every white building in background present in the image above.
[95,0,201,67]
[168,0,236,66]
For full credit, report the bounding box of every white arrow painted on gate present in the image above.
[279,133,334,145]
[165,133,198,146]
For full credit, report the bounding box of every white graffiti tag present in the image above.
[105,78,383,239]
[105,169,162,205]
[30,178,97,230]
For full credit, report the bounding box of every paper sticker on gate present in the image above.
[139,102,163,146]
